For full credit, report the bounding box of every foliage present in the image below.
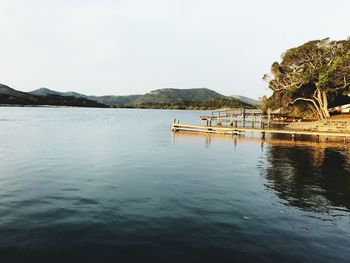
[263,38,350,119]
[130,98,254,110]
[132,88,226,105]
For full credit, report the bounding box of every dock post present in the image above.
[259,114,263,128]
[261,122,265,139]
[172,119,177,132]
[243,108,246,127]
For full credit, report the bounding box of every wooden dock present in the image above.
[171,122,350,140]
[172,108,350,141]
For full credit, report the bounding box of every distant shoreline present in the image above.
[0,104,83,108]
[0,104,215,111]
[0,104,256,111]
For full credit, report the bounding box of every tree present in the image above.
[263,38,350,119]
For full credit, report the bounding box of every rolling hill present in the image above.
[29,87,242,108]
[29,87,142,107]
[1,84,258,109]
[30,87,63,96]
[0,84,30,97]
[132,88,226,104]
[0,84,108,108]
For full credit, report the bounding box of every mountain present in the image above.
[30,87,88,98]
[30,87,227,106]
[131,88,256,109]
[30,87,62,96]
[13,85,258,109]
[230,95,260,106]
[0,84,29,97]
[133,88,226,104]
[0,84,108,108]
[30,88,142,106]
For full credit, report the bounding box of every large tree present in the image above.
[263,38,350,119]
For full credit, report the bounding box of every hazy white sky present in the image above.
[0,0,349,98]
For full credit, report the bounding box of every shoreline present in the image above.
[0,104,230,111]
[0,104,84,108]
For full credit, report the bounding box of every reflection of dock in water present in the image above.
[172,108,350,141]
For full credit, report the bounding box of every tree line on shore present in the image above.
[116,97,254,110]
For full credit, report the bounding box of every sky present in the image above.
[0,0,349,99]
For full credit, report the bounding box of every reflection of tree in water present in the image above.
[262,144,350,213]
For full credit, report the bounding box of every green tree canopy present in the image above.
[263,38,350,119]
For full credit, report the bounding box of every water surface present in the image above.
[0,107,349,262]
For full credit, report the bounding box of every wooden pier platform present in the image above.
[171,123,350,140]
[172,108,350,141]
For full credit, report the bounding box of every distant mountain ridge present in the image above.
[30,87,63,96]
[0,84,258,109]
[132,88,226,105]
[29,87,253,107]
[0,84,108,108]
[29,87,226,105]
[0,84,29,97]
[30,87,142,107]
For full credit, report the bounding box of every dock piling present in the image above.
[243,108,246,127]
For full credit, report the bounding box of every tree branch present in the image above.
[290,97,323,119]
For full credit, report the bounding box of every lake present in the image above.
[0,107,349,262]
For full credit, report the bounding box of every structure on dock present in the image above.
[197,108,296,128]
[172,107,350,141]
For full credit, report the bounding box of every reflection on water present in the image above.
[263,143,350,214]
[174,132,350,215]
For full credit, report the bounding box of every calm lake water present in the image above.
[0,107,350,262]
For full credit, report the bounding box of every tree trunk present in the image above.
[314,88,330,119]
[291,89,330,120]
[321,90,330,118]
[309,100,324,119]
